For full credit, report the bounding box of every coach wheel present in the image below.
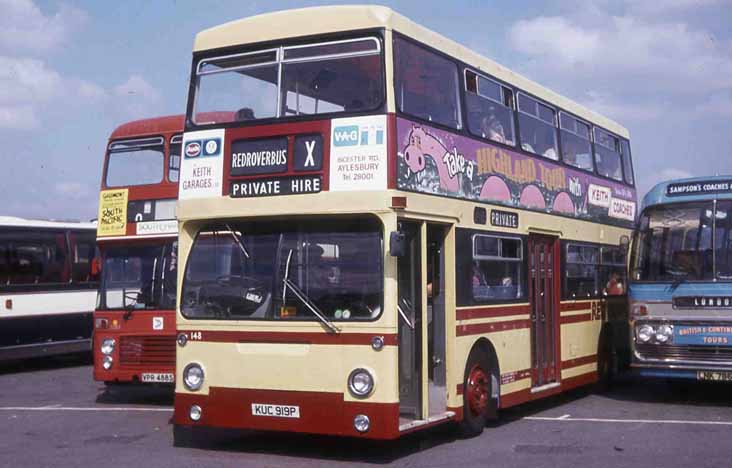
[459,348,493,437]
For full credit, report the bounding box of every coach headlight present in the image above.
[637,324,654,343]
[348,368,374,398]
[100,338,115,355]
[655,324,673,344]
[183,363,205,391]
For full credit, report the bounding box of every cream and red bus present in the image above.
[173,6,636,441]
[93,116,182,385]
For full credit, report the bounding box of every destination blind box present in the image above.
[230,175,322,198]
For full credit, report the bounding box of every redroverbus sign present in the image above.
[666,179,732,197]
[231,136,288,176]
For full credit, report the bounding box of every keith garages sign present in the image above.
[179,129,225,200]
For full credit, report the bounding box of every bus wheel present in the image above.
[459,348,492,437]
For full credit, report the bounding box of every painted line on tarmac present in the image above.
[0,406,172,412]
[525,416,732,426]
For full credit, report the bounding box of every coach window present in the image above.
[465,70,515,145]
[394,37,462,129]
[517,93,559,160]
[0,231,68,285]
[472,234,524,301]
[106,137,165,187]
[559,113,593,172]
[594,128,623,181]
[69,230,99,283]
[169,135,182,183]
[565,243,600,298]
[620,139,634,185]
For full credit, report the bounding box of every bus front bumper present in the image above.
[174,388,401,439]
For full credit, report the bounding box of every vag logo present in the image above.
[332,125,360,147]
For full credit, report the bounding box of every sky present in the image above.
[1,0,731,221]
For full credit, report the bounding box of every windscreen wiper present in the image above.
[224,223,250,259]
[282,249,340,334]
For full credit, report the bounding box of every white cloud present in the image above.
[55,181,92,200]
[510,17,600,65]
[0,56,63,104]
[508,14,732,94]
[581,90,663,122]
[0,0,88,53]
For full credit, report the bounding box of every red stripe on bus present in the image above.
[559,313,593,324]
[185,330,398,346]
[456,383,464,395]
[175,388,401,439]
[456,304,531,321]
[456,319,531,337]
[559,301,593,312]
[561,354,597,370]
[499,371,598,409]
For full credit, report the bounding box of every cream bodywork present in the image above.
[177,190,629,412]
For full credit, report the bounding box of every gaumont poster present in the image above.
[396,118,637,227]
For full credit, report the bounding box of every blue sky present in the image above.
[2,0,731,221]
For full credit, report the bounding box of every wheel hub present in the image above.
[467,364,489,416]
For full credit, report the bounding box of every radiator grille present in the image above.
[636,344,732,363]
[119,335,175,368]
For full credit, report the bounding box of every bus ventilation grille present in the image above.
[119,335,176,368]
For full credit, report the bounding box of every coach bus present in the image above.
[93,116,183,385]
[629,176,732,382]
[0,217,98,361]
[172,6,636,441]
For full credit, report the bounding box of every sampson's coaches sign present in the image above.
[667,179,732,197]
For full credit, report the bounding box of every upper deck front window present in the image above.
[105,137,165,188]
[192,37,384,125]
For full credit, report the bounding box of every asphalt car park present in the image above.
[2,356,732,468]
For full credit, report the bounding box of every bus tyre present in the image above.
[173,425,196,448]
[459,348,493,438]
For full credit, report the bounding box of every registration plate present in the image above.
[697,371,732,382]
[251,403,300,419]
[141,373,174,383]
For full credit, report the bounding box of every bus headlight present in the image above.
[102,355,113,370]
[101,338,115,355]
[189,405,202,422]
[655,324,673,344]
[348,368,374,398]
[637,324,654,343]
[183,363,205,391]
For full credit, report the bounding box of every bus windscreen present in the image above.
[193,37,384,125]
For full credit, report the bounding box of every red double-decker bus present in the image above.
[93,115,183,385]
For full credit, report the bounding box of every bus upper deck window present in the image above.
[594,127,623,182]
[517,93,558,160]
[465,70,515,145]
[394,37,462,130]
[559,113,593,172]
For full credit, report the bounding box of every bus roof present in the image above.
[642,175,732,209]
[193,5,628,138]
[0,216,97,230]
[110,115,184,140]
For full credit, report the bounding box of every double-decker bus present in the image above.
[0,217,98,361]
[93,116,183,385]
[629,176,732,382]
[172,6,637,442]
